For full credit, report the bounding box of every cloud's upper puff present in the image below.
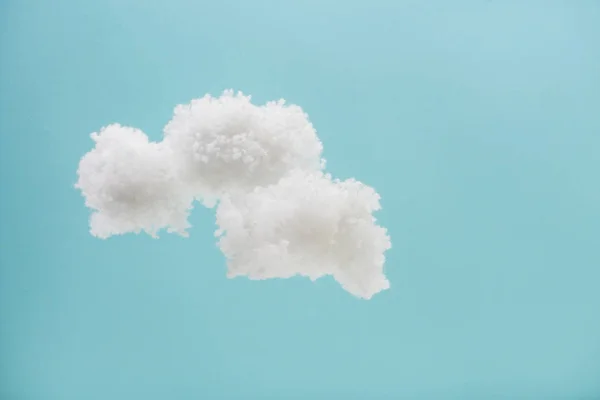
[215,170,392,299]
[76,124,194,239]
[163,90,324,204]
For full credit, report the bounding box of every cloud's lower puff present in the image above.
[216,170,391,299]
[76,91,391,299]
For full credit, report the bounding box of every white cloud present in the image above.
[164,90,324,205]
[76,91,391,299]
[75,124,194,239]
[215,170,391,299]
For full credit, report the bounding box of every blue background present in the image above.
[1,1,599,398]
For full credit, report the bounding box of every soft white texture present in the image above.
[76,124,193,239]
[215,170,391,299]
[76,91,392,299]
[164,90,324,203]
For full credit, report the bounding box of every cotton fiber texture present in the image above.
[76,91,391,299]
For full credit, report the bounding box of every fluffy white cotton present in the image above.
[163,90,324,203]
[76,124,194,239]
[215,170,392,299]
[76,91,392,299]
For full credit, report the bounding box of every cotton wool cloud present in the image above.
[76,90,392,299]
[164,90,325,205]
[75,124,194,239]
[215,170,391,299]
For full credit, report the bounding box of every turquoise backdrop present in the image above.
[1,1,599,398]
